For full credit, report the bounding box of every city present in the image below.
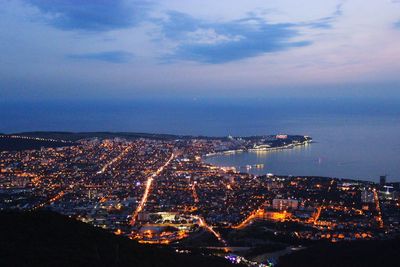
[1,133,399,266]
[2,0,400,266]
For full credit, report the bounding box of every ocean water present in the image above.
[1,98,400,182]
[205,116,400,182]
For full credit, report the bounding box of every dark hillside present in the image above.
[278,238,400,267]
[0,136,75,152]
[0,211,236,267]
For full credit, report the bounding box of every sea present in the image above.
[1,97,400,182]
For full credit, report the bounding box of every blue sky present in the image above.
[0,0,400,100]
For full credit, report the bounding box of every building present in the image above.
[262,210,291,221]
[137,212,150,222]
[380,175,387,187]
[272,198,299,211]
[361,189,374,203]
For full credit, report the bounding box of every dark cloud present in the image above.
[153,4,344,64]
[26,0,149,31]
[67,51,133,63]
[158,12,311,64]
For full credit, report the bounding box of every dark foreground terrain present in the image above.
[0,211,236,267]
[278,237,400,267]
[1,211,400,267]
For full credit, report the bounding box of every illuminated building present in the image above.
[361,189,375,204]
[272,198,298,211]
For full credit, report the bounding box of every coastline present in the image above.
[204,139,313,157]
[202,140,384,183]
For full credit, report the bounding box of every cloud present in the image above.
[305,4,342,29]
[67,51,133,63]
[25,0,149,31]
[157,12,311,64]
[395,20,400,29]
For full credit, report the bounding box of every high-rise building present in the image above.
[380,175,387,187]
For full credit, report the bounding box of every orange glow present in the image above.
[130,153,175,225]
[114,229,122,235]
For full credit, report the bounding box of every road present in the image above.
[232,209,264,229]
[31,190,65,211]
[312,179,335,224]
[191,182,199,203]
[373,188,384,228]
[194,215,228,248]
[97,145,132,174]
[130,152,175,225]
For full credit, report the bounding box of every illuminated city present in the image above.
[1,0,400,266]
[1,133,400,266]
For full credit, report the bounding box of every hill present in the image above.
[278,238,400,267]
[0,211,236,267]
[12,131,213,141]
[0,135,75,152]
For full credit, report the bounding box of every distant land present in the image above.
[0,132,204,152]
[0,134,76,152]
[0,132,311,152]
[1,131,212,141]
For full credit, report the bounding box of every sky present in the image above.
[1,0,400,101]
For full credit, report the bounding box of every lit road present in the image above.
[130,153,175,225]
[373,188,384,228]
[97,146,132,174]
[189,178,227,247]
[312,206,323,224]
[232,209,264,229]
[312,179,335,224]
[191,183,199,203]
[194,216,228,247]
[31,191,65,211]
